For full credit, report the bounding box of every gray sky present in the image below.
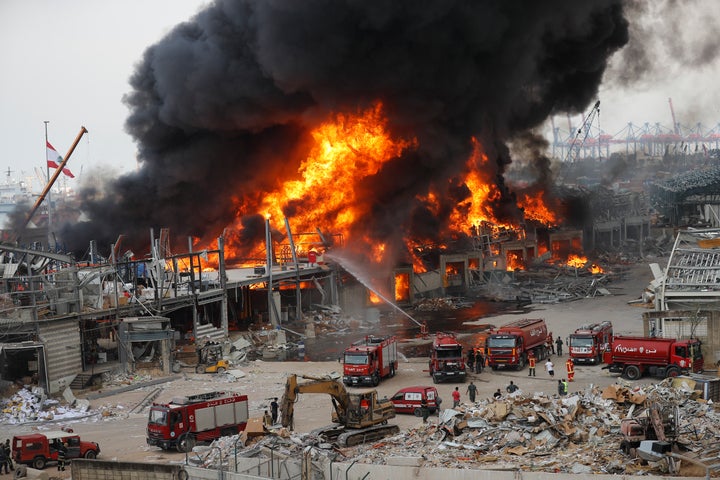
[1,0,719,192]
[0,0,208,189]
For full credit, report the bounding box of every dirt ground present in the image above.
[2,258,661,473]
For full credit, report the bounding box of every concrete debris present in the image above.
[0,387,91,424]
[415,297,473,311]
[201,379,720,476]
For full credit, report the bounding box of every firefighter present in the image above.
[474,347,484,374]
[467,348,475,372]
[420,321,429,339]
[527,350,536,376]
[57,442,68,471]
[566,357,575,382]
[547,332,555,355]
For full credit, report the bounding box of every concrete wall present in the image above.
[70,457,705,480]
[71,459,185,480]
[39,318,83,394]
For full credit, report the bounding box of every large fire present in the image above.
[219,103,561,272]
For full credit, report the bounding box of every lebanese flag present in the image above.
[46,141,75,178]
[46,141,61,169]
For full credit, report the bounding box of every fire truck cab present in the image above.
[569,321,613,364]
[428,332,467,383]
[343,335,398,386]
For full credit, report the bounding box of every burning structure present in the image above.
[53,0,629,277]
[0,1,645,393]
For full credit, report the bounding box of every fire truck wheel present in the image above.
[432,375,439,384]
[177,434,196,453]
[665,366,681,378]
[372,374,380,387]
[413,408,422,417]
[623,365,641,380]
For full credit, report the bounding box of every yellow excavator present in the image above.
[280,374,399,447]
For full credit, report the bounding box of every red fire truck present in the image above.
[569,321,613,364]
[428,332,467,383]
[343,335,398,386]
[146,391,249,452]
[603,336,704,380]
[485,318,549,370]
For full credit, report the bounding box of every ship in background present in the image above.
[0,168,35,216]
[0,166,79,247]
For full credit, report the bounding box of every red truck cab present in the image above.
[343,335,398,386]
[486,318,548,370]
[428,332,467,383]
[12,430,100,470]
[569,321,613,364]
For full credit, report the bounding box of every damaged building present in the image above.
[0,234,338,395]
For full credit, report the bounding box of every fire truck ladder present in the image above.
[184,391,226,403]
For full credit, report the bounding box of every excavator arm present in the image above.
[280,374,352,430]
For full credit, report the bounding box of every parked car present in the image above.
[390,386,442,416]
[12,430,100,470]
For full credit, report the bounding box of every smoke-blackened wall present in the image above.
[61,0,628,259]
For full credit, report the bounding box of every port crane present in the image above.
[564,100,601,164]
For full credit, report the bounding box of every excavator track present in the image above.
[336,424,400,447]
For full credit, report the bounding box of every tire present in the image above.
[372,374,380,387]
[195,365,205,374]
[84,450,97,459]
[32,456,46,470]
[432,375,439,384]
[623,365,641,380]
[413,408,422,417]
[177,434,196,453]
[216,367,226,374]
[665,366,681,378]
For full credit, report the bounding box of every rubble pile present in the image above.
[199,380,720,476]
[0,387,91,424]
[415,297,473,311]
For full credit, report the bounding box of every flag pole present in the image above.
[44,121,53,250]
[23,126,87,233]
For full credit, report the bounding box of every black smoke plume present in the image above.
[60,0,628,261]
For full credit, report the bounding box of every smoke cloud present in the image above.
[60,0,628,262]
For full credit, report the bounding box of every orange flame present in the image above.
[518,191,558,225]
[506,251,525,271]
[394,272,410,303]
[590,263,604,274]
[566,254,587,269]
[214,104,561,273]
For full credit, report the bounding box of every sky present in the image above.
[0,0,210,190]
[1,0,719,192]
